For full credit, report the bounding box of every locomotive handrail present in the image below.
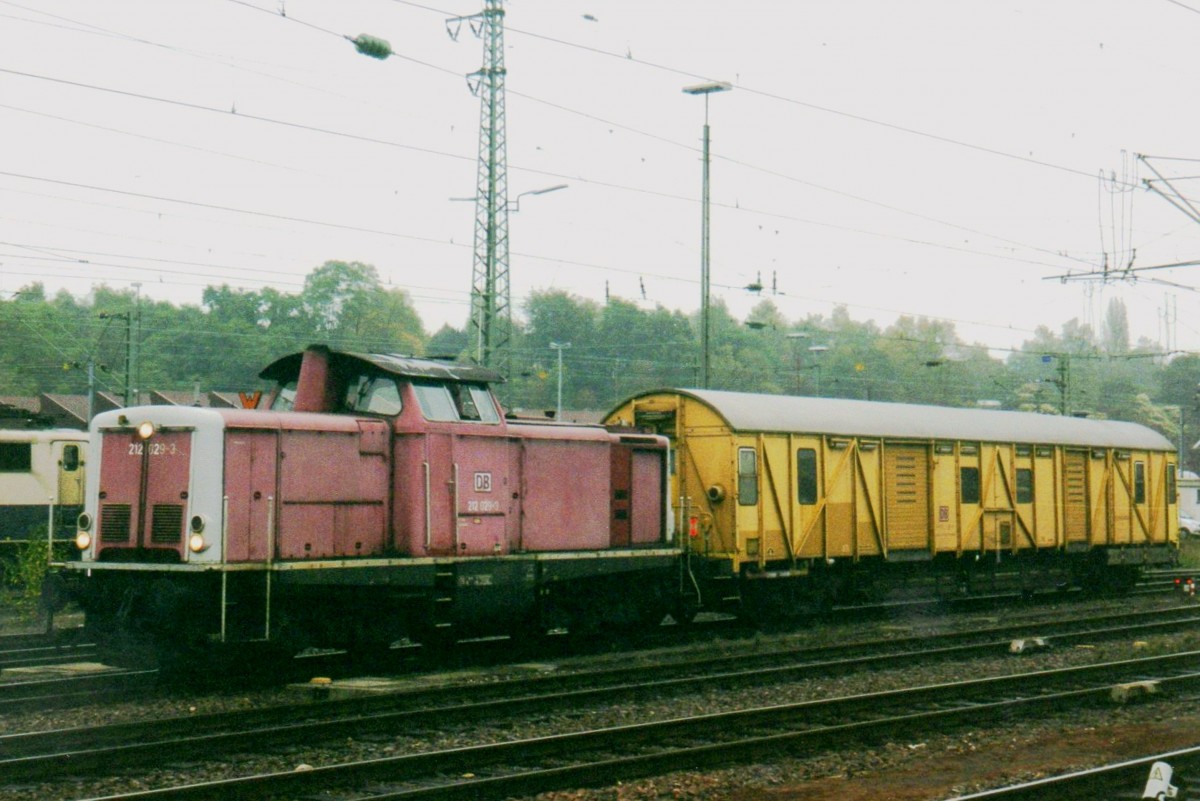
[220,494,229,643]
[264,495,274,640]
[423,461,431,550]
[45,494,54,567]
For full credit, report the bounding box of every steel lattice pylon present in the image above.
[452,0,509,374]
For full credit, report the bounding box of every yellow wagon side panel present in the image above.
[930,446,958,553]
[958,447,981,552]
[683,431,737,557]
[854,442,884,558]
[884,443,930,551]
[790,436,829,561]
[1088,452,1112,546]
[754,434,793,564]
[1111,456,1134,545]
[979,444,1015,552]
[1063,450,1089,544]
[1033,450,1058,548]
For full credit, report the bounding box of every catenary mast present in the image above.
[449,0,509,373]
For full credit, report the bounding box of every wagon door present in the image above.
[223,429,279,562]
[453,435,510,556]
[610,443,633,547]
[884,443,930,551]
[54,440,84,507]
[1062,450,1088,545]
[424,432,456,555]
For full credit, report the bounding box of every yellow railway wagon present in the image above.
[605,390,1178,615]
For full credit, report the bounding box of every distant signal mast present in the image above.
[448,0,510,373]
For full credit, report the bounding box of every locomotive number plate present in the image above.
[128,442,180,457]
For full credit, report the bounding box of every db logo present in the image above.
[474,472,493,492]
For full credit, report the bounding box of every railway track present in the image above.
[3,602,1199,793]
[0,639,96,671]
[24,650,1200,801]
[0,669,157,714]
[946,748,1200,800]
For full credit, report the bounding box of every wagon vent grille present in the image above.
[99,504,131,543]
[150,504,184,545]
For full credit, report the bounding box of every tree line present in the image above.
[3,260,1198,471]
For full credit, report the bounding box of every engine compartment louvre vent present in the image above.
[150,504,184,544]
[99,504,132,543]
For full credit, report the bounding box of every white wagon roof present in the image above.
[631,389,1175,452]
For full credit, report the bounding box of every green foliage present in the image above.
[1178,537,1200,569]
[0,533,62,611]
[0,266,1194,460]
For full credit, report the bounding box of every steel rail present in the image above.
[0,669,157,714]
[4,610,1200,783]
[52,652,1200,801]
[945,746,1200,800]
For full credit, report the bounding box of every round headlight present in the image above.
[137,420,156,440]
[190,514,206,534]
[188,533,208,553]
[75,531,92,550]
[77,512,92,531]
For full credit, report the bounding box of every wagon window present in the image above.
[796,449,818,505]
[62,444,80,472]
[960,467,980,504]
[1134,461,1146,504]
[1167,464,1176,503]
[0,442,31,472]
[737,447,758,506]
[1016,468,1033,503]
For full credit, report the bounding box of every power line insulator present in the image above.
[351,34,392,60]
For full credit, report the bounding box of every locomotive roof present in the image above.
[621,389,1175,451]
[260,349,504,385]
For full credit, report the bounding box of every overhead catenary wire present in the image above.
[1,1,1194,357]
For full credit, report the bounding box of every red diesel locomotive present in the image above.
[63,345,677,655]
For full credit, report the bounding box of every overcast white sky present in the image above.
[3,0,1200,357]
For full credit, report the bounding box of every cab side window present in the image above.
[414,381,499,423]
[345,374,403,416]
[413,382,459,422]
[270,381,297,411]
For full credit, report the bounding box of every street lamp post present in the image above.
[550,341,571,420]
[683,80,731,389]
[786,332,809,394]
[807,345,828,395]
